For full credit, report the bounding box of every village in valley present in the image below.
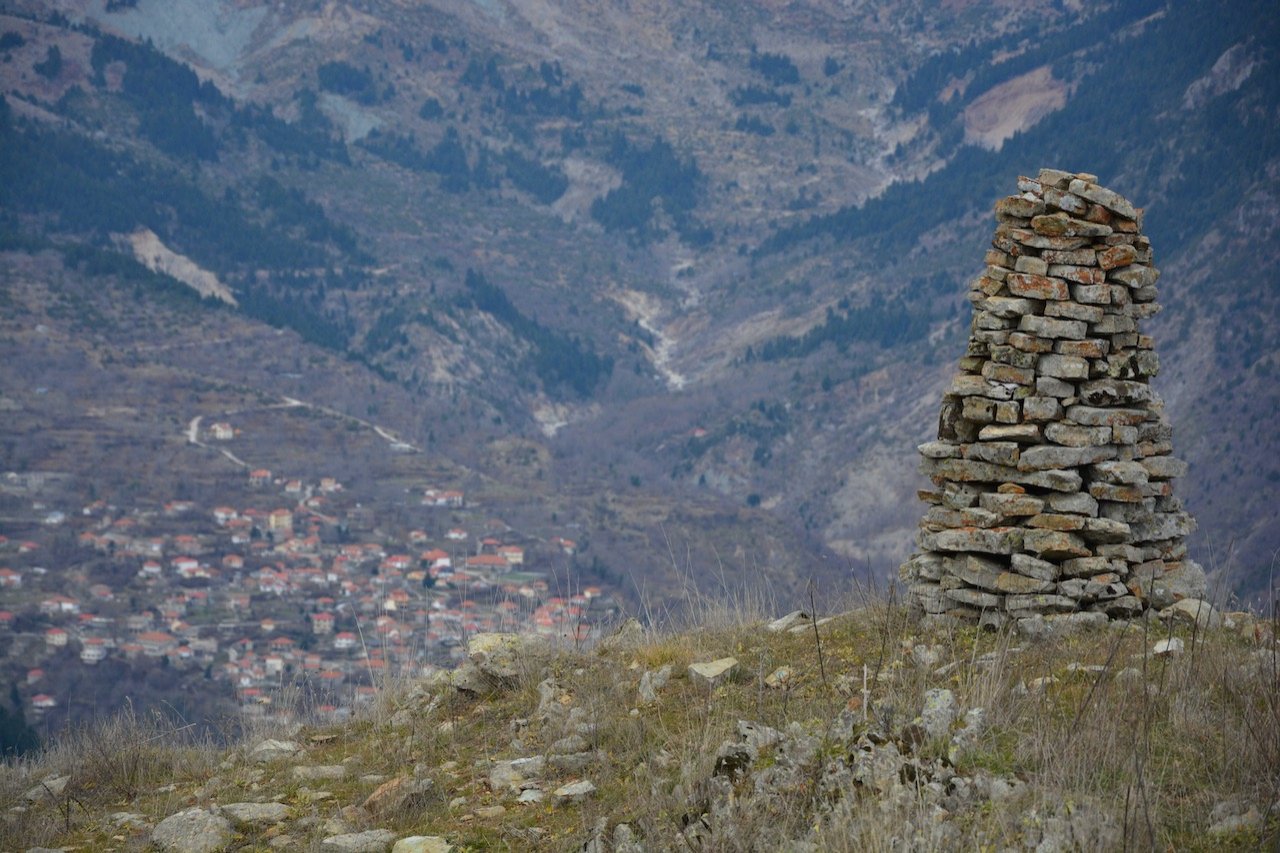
[0,401,619,738]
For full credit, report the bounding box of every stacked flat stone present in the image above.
[900,168,1204,632]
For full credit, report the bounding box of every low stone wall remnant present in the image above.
[901,168,1204,633]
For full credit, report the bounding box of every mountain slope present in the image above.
[1,0,1277,607]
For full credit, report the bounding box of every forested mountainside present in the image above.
[2,0,1277,614]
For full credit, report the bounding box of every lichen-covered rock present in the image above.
[596,617,645,652]
[293,764,346,781]
[319,829,396,853]
[1019,800,1122,851]
[553,779,596,802]
[688,657,738,688]
[22,775,69,803]
[1160,597,1221,629]
[918,688,958,740]
[467,632,548,682]
[391,837,453,853]
[638,664,672,703]
[488,756,545,792]
[219,801,289,828]
[362,776,435,817]
[766,610,811,632]
[151,808,233,853]
[250,738,302,763]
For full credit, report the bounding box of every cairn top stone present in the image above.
[901,170,1201,634]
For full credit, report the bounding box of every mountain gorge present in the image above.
[2,0,1278,610]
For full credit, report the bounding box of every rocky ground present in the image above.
[4,601,1278,851]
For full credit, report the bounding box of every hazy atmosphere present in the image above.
[0,1,1278,849]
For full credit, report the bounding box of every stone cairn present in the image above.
[900,168,1204,632]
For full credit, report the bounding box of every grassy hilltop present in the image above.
[2,596,1276,851]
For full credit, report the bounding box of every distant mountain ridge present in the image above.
[1,0,1277,603]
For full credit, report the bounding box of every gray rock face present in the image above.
[1208,799,1264,835]
[553,779,596,802]
[919,689,958,740]
[467,632,548,682]
[219,801,289,828]
[1160,597,1221,629]
[319,829,396,853]
[902,170,1197,626]
[293,764,346,781]
[638,664,672,703]
[152,808,234,853]
[489,756,545,792]
[392,838,453,853]
[688,657,739,688]
[548,751,600,773]
[23,775,69,803]
[362,775,436,816]
[1020,800,1122,851]
[250,738,302,763]
[448,662,495,693]
[766,610,810,632]
[108,811,149,829]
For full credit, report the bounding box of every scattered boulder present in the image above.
[764,665,794,689]
[638,664,672,703]
[392,837,453,853]
[151,808,233,853]
[22,775,69,803]
[219,801,289,828]
[1160,597,1222,629]
[553,779,596,802]
[918,688,959,740]
[488,756,545,792]
[250,739,302,763]
[688,657,739,689]
[319,829,396,853]
[1208,799,1264,835]
[597,618,645,652]
[767,610,810,632]
[363,776,436,817]
[293,764,347,781]
[468,632,548,683]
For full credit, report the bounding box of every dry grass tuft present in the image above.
[0,701,219,847]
